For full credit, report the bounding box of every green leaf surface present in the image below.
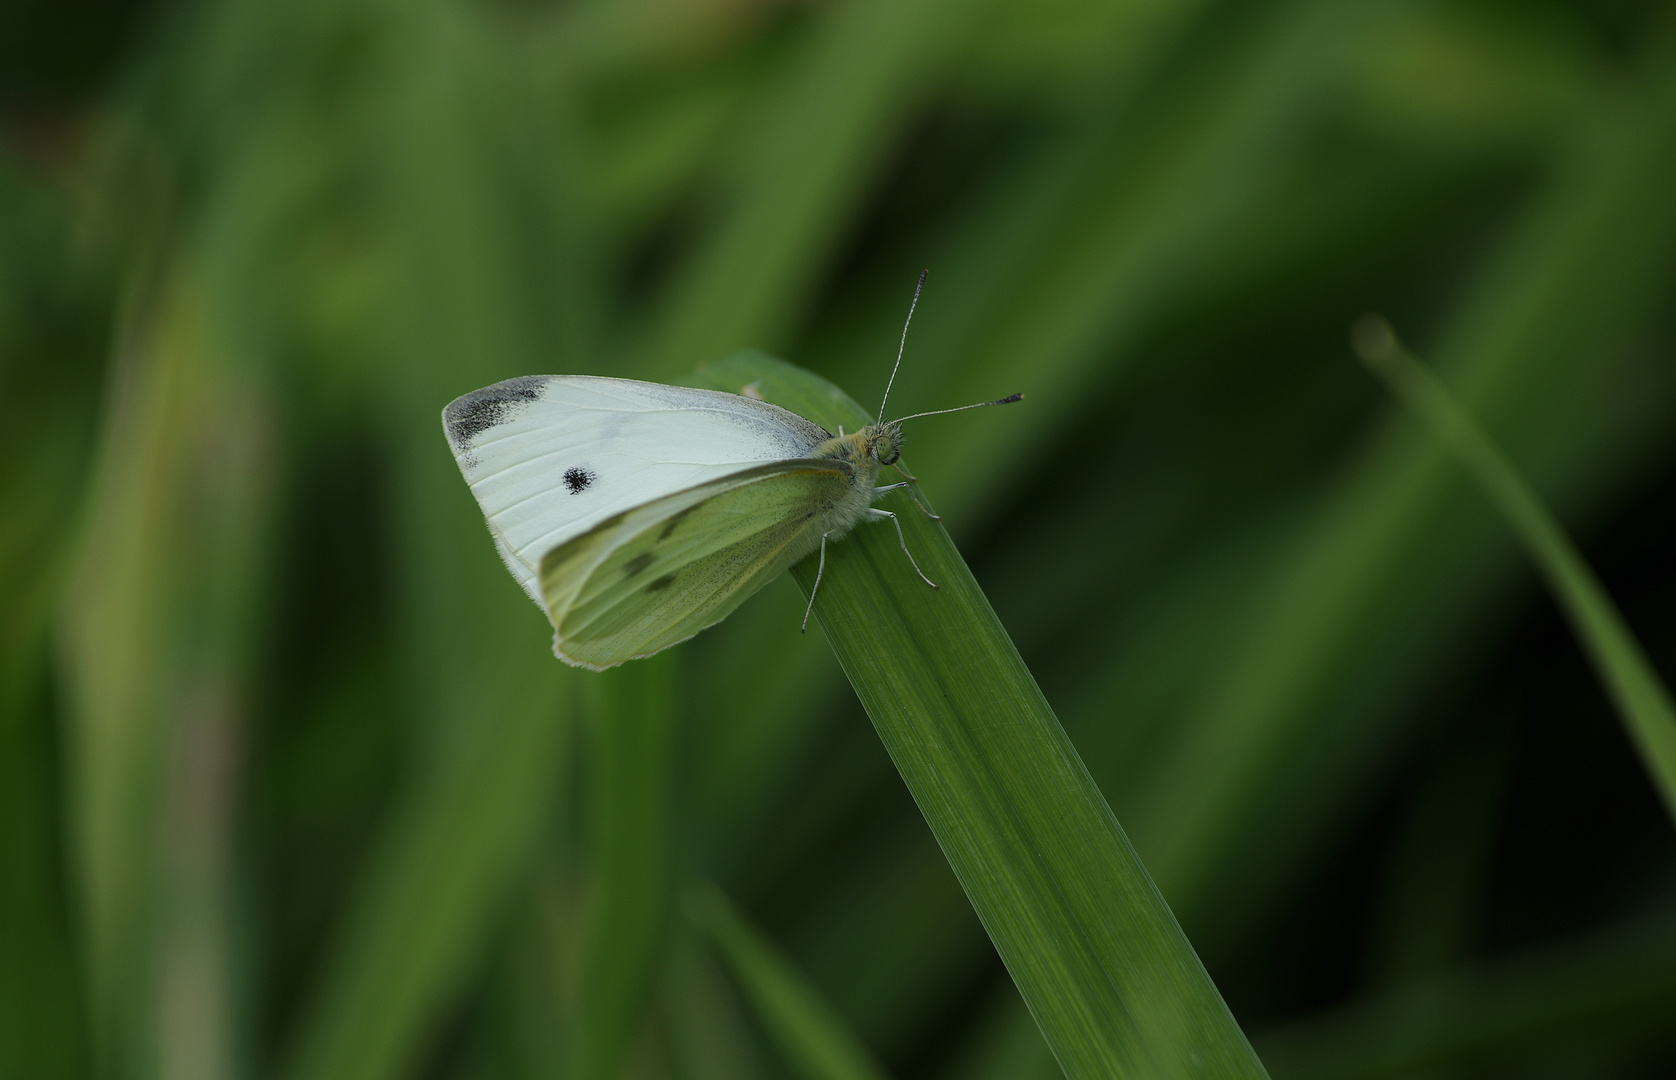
[688,351,1267,1080]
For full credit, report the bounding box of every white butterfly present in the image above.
[441,274,1019,669]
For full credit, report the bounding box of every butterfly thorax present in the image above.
[808,421,902,534]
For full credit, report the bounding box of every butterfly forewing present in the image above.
[539,462,853,669]
[443,376,831,603]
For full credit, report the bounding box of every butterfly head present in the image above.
[815,422,903,474]
[867,422,903,466]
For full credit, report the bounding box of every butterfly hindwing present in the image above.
[443,376,831,603]
[538,460,854,669]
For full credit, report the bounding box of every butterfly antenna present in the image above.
[877,269,927,421]
[891,392,1023,425]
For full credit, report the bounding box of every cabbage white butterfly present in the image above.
[442,273,1020,669]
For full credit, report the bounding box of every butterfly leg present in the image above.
[802,532,834,632]
[868,509,938,589]
[888,460,941,518]
[873,480,941,521]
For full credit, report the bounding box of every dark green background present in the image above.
[3,0,1675,1077]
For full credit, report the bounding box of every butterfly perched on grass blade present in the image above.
[441,274,1020,668]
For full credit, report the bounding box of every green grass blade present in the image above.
[689,352,1266,1080]
[1354,319,1676,822]
[685,881,890,1080]
[573,652,678,1080]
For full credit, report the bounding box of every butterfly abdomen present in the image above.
[817,477,877,537]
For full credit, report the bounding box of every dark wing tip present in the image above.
[443,376,548,449]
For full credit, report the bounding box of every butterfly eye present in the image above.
[873,437,900,466]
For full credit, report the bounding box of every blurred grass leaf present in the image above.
[275,11,587,1073]
[685,881,890,1080]
[648,0,991,375]
[1354,319,1676,822]
[1255,910,1676,1080]
[59,265,271,1080]
[1125,14,1676,930]
[0,163,99,1080]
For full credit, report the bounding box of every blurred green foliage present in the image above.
[3,0,1676,1078]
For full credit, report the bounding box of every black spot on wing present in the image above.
[646,573,677,593]
[443,377,545,447]
[659,505,696,540]
[563,466,595,494]
[623,553,653,577]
